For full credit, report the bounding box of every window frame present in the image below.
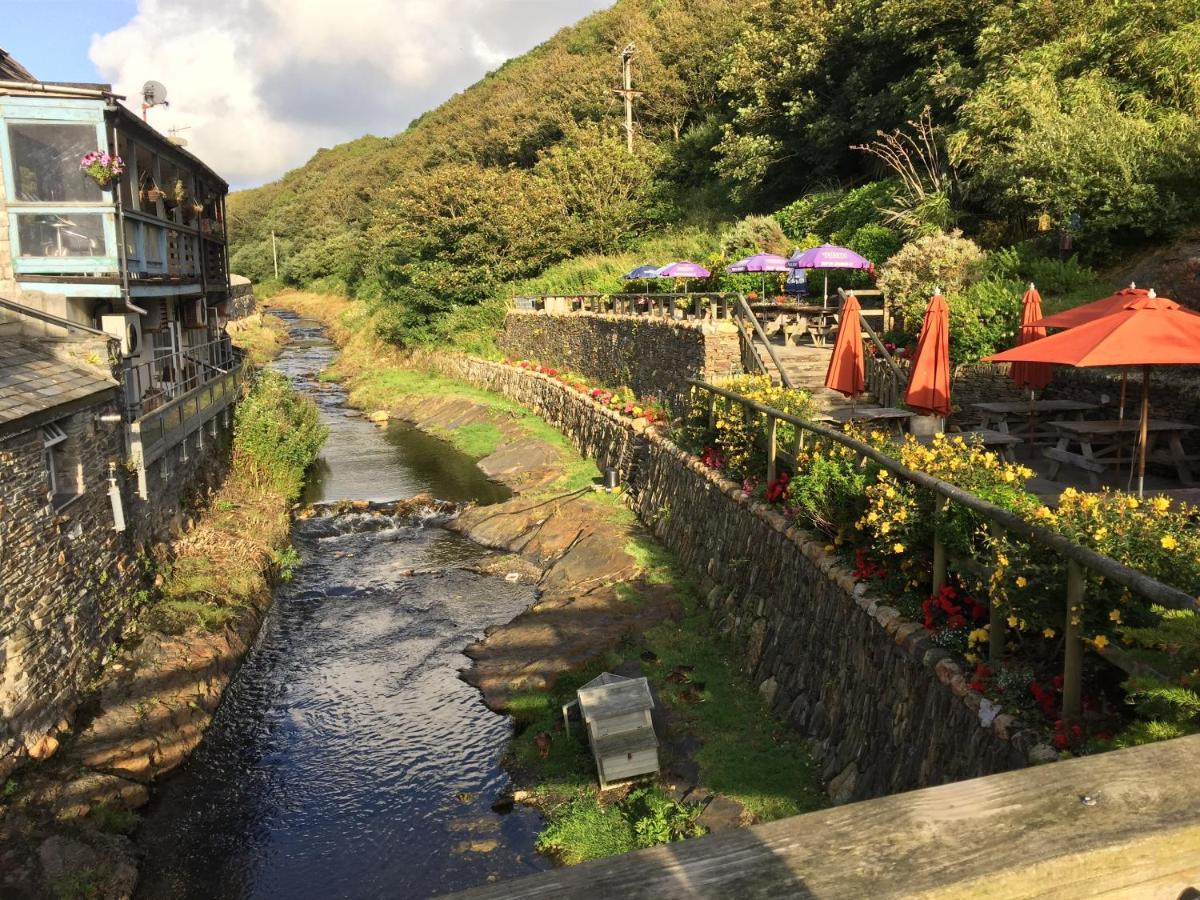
[0,100,119,274]
[41,418,82,510]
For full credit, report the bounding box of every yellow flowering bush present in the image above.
[690,375,813,477]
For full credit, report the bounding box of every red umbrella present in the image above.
[985,292,1200,496]
[824,293,865,399]
[1010,283,1052,391]
[905,293,952,419]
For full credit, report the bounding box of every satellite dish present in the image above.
[142,80,168,107]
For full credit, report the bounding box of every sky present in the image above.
[2,0,611,188]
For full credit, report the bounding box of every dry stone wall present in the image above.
[0,399,236,778]
[499,310,742,414]
[411,352,1037,802]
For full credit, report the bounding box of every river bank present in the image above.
[0,315,321,900]
[267,290,825,866]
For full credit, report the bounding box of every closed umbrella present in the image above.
[905,293,952,421]
[786,243,872,306]
[985,292,1200,497]
[726,253,789,297]
[824,293,866,401]
[1010,283,1052,392]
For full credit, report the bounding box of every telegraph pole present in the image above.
[271,230,279,279]
[612,43,643,154]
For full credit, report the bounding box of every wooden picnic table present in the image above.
[1045,419,1199,487]
[825,406,914,436]
[914,429,1023,463]
[972,399,1097,443]
[749,303,836,346]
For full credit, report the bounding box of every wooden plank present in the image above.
[450,734,1200,900]
[972,400,1097,415]
[578,678,654,721]
[593,725,658,757]
[1050,419,1198,436]
[1044,446,1106,474]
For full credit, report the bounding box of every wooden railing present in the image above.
[513,292,739,321]
[688,377,1196,719]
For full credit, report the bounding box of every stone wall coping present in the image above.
[439,353,1039,756]
[505,306,738,336]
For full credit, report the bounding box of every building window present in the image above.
[16,212,107,257]
[42,418,83,509]
[7,122,103,203]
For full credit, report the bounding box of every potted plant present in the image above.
[79,150,124,188]
[174,179,187,203]
[746,290,759,302]
[141,182,165,204]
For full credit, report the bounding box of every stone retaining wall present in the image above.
[409,351,1036,802]
[499,310,741,414]
[228,275,256,320]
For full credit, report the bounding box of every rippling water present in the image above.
[135,312,547,898]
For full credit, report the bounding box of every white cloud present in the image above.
[89,0,611,188]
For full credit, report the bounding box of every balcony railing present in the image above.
[122,335,236,420]
[125,344,244,489]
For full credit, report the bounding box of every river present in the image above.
[135,311,549,898]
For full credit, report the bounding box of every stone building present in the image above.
[0,51,243,776]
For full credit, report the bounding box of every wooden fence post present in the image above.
[989,522,1006,665]
[1063,559,1085,722]
[931,497,949,595]
[766,414,778,485]
[707,391,717,430]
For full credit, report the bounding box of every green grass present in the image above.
[90,803,139,835]
[146,599,240,634]
[505,556,824,863]
[442,421,503,458]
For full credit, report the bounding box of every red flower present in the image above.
[969,680,985,693]
[765,471,791,504]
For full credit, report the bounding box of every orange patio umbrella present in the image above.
[1032,283,1150,330]
[904,292,952,420]
[1009,283,1052,392]
[823,292,865,400]
[985,292,1200,496]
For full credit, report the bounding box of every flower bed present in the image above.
[678,380,1200,754]
[502,358,668,425]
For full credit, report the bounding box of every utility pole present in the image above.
[271,230,279,279]
[612,43,643,154]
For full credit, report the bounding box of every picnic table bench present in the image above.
[825,406,914,436]
[749,303,835,346]
[972,400,1097,443]
[1045,419,1199,487]
[914,429,1023,462]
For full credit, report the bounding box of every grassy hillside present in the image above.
[229,0,1200,353]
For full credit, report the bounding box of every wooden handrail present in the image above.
[687,377,1198,612]
[733,294,796,390]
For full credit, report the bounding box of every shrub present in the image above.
[775,180,901,244]
[878,230,987,331]
[696,375,813,478]
[234,370,327,501]
[719,215,789,257]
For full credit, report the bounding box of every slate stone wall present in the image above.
[0,398,237,778]
[499,310,742,414]
[227,276,256,320]
[414,352,1038,802]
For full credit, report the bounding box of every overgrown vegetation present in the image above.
[148,352,325,637]
[229,0,1200,351]
[508,533,823,865]
[224,312,289,366]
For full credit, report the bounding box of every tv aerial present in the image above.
[141,80,168,122]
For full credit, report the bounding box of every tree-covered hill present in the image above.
[228,0,1200,347]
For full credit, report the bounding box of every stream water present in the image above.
[135,311,549,898]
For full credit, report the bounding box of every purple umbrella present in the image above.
[726,253,789,297]
[786,243,873,304]
[655,260,711,297]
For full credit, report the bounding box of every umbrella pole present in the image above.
[1137,365,1150,500]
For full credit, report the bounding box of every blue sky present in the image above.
[0,0,611,188]
[2,0,135,83]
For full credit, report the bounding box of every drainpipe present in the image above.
[109,119,146,316]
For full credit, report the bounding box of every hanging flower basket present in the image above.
[142,187,165,203]
[79,150,124,188]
